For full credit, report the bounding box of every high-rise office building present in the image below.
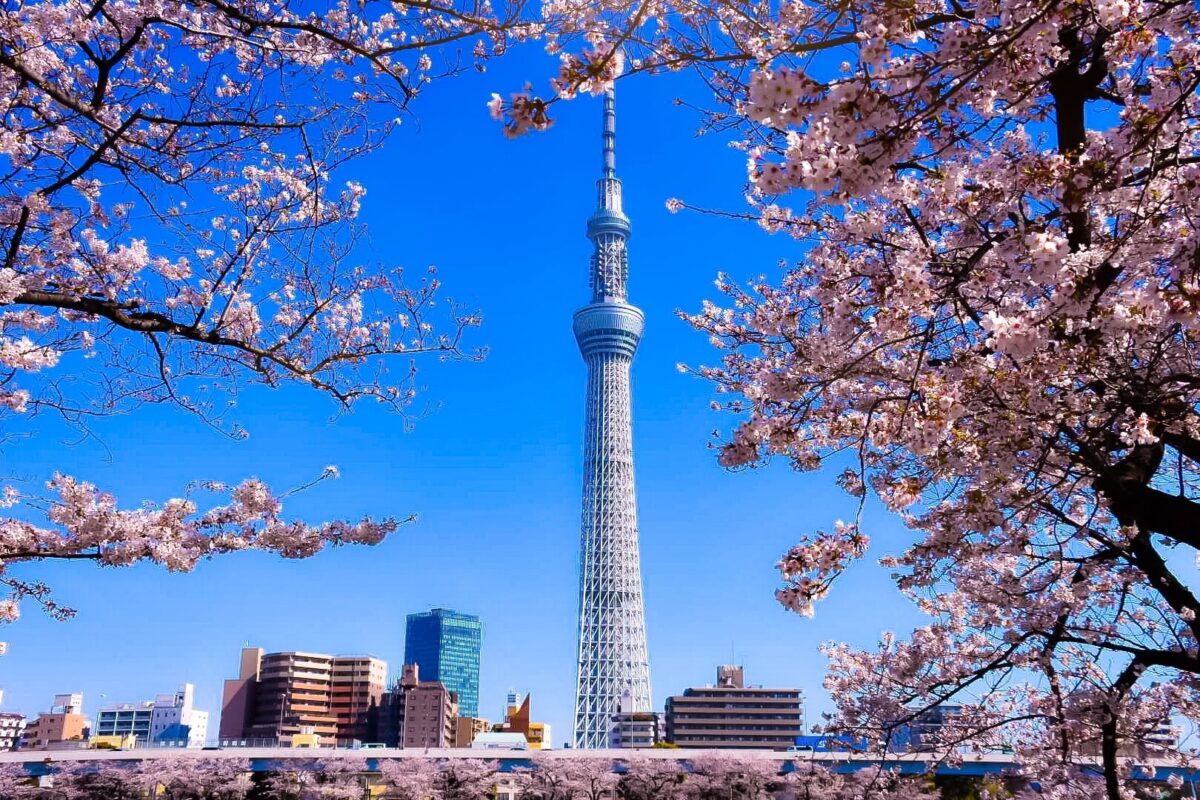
[572,89,653,748]
[404,609,482,718]
[219,647,386,744]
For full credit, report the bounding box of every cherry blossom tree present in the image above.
[376,758,438,800]
[515,756,621,800]
[615,755,686,800]
[683,755,779,800]
[0,0,538,625]
[433,758,502,800]
[260,758,370,800]
[50,761,144,800]
[0,764,41,800]
[493,0,1200,794]
[780,766,939,800]
[139,756,253,800]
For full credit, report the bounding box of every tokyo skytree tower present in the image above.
[571,89,652,749]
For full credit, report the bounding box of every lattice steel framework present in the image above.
[571,90,652,749]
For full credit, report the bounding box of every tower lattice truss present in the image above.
[571,90,653,749]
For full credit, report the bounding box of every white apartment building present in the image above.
[0,712,25,751]
[95,684,208,746]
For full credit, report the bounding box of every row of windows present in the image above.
[672,735,799,741]
[670,704,802,711]
[679,691,803,699]
[669,713,803,721]
[672,724,801,734]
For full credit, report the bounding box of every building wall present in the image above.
[23,713,87,750]
[331,656,387,742]
[505,696,530,738]
[400,667,457,748]
[94,705,153,740]
[250,651,338,741]
[219,647,262,740]
[610,713,660,748]
[404,609,482,718]
[454,716,490,748]
[367,691,406,747]
[185,710,210,746]
[527,722,551,750]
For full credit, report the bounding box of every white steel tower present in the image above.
[571,89,652,749]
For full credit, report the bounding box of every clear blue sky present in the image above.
[0,44,926,744]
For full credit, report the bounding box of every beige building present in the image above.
[23,695,88,753]
[665,665,805,750]
[219,647,386,744]
[23,695,88,750]
[332,655,388,742]
[24,713,88,749]
[454,716,491,747]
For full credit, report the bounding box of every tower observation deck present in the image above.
[571,89,653,749]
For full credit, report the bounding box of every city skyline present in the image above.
[0,54,927,743]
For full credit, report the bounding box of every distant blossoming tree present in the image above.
[376,758,438,800]
[495,0,1200,793]
[139,756,253,800]
[614,756,687,800]
[514,755,621,800]
[433,758,502,800]
[0,0,538,625]
[509,755,938,800]
[263,758,371,800]
[681,754,777,800]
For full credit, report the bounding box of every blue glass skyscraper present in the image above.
[403,608,482,718]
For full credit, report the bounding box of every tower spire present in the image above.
[602,88,616,179]
[586,89,630,302]
[571,88,652,749]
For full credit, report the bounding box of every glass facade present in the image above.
[404,608,482,718]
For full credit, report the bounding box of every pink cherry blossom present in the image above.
[501,0,1200,794]
[0,0,547,625]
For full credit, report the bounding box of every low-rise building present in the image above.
[665,666,805,750]
[527,722,551,750]
[496,694,552,749]
[610,690,661,748]
[0,712,26,751]
[94,684,209,746]
[610,712,661,748]
[24,694,88,750]
[454,716,491,748]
